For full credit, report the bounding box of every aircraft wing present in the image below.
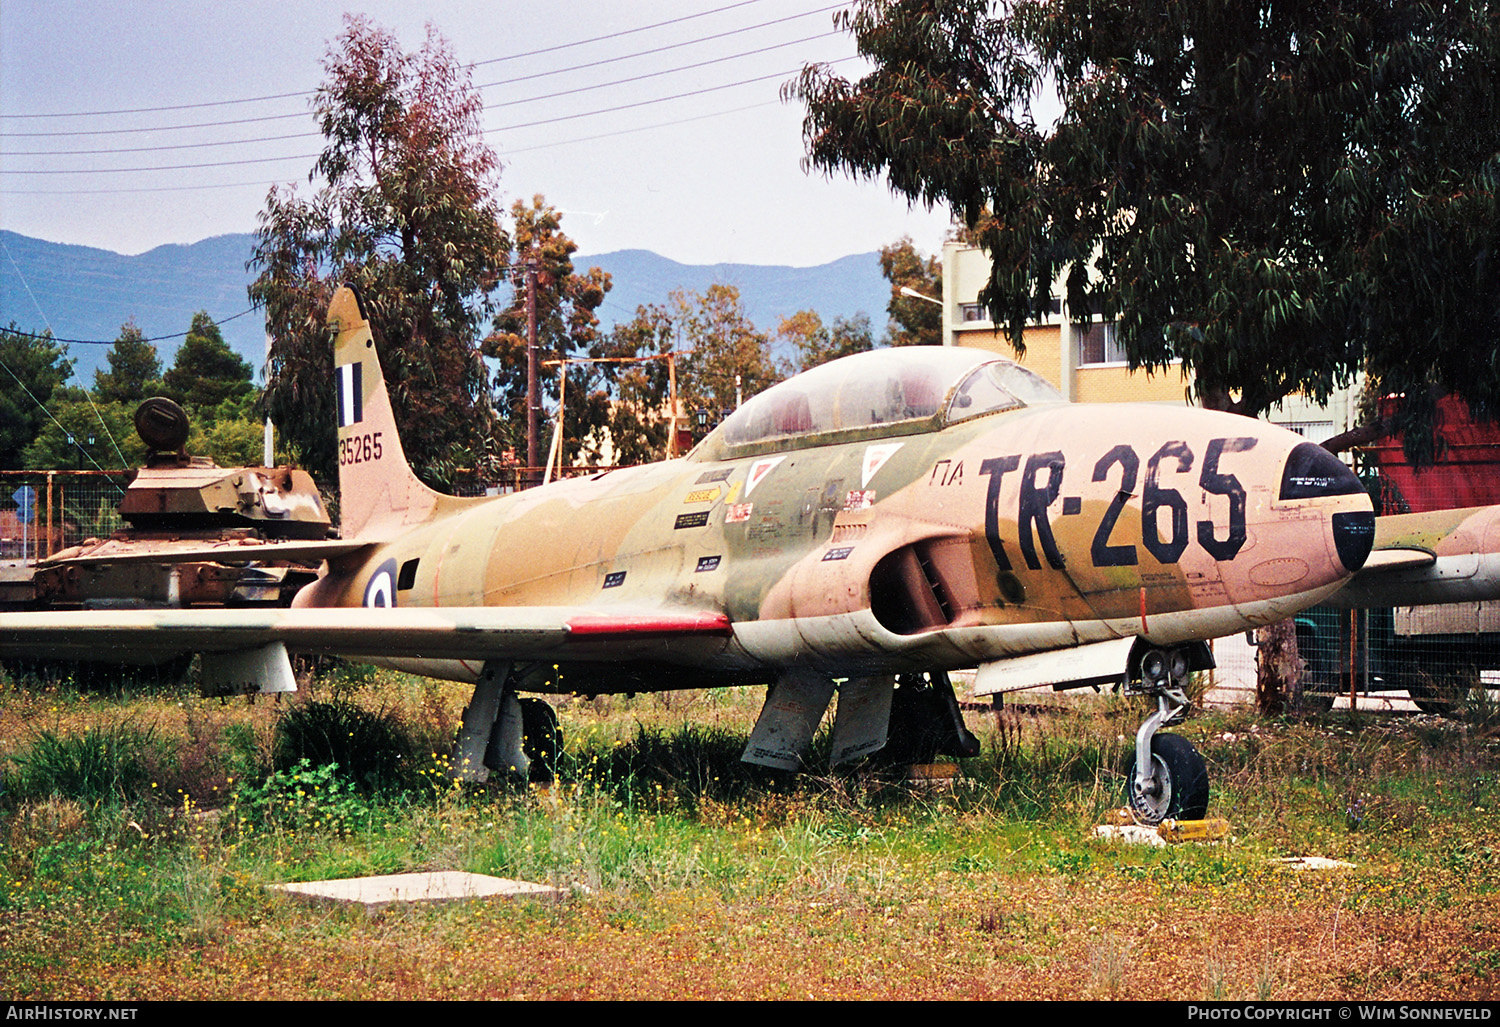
[1322,505,1500,609]
[42,536,369,566]
[0,606,733,666]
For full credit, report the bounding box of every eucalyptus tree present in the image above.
[792,0,1500,461]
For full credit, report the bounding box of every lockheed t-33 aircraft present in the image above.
[1,285,1405,823]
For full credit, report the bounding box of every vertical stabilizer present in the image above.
[328,285,443,541]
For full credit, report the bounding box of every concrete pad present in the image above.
[268,871,568,910]
[1094,824,1167,847]
[1273,856,1357,871]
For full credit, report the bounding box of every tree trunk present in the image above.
[1256,619,1305,715]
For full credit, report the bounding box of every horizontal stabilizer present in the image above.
[44,537,368,567]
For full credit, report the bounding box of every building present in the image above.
[939,241,1359,443]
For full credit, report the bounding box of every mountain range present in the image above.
[0,230,893,383]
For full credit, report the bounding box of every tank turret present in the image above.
[116,398,331,539]
[21,398,332,613]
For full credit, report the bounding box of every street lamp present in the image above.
[899,286,942,307]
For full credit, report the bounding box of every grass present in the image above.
[2,664,1500,999]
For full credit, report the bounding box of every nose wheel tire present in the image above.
[1124,732,1209,824]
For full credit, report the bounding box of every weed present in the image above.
[174,848,229,944]
[1254,942,1279,1001]
[317,659,380,702]
[4,674,1500,998]
[1204,946,1231,1000]
[571,722,782,810]
[220,720,266,783]
[1045,848,1091,879]
[1345,791,1369,831]
[272,699,414,793]
[5,724,164,804]
[1087,932,1133,999]
[231,758,378,836]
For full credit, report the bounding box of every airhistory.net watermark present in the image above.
[5,1008,138,1021]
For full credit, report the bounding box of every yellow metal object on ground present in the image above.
[906,762,959,780]
[1157,818,1231,843]
[904,762,959,795]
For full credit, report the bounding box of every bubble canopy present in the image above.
[692,346,1063,459]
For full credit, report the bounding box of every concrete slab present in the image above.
[1094,824,1167,847]
[1273,856,1357,871]
[268,871,568,910]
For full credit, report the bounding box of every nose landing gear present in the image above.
[1123,644,1211,824]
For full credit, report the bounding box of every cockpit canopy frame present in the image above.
[690,346,1063,461]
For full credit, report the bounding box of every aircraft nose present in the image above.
[1278,442,1374,571]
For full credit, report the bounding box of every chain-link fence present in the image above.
[1199,447,1500,710]
[1293,453,1500,711]
[0,470,131,560]
[0,465,617,560]
[448,465,624,498]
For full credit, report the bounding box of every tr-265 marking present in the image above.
[978,438,1258,570]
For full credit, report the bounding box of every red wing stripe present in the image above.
[565,612,732,637]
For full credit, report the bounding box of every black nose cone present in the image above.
[1279,442,1374,571]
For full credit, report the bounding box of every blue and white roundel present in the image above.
[363,559,398,607]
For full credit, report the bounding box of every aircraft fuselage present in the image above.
[298,394,1373,692]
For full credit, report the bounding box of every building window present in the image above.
[959,302,987,323]
[1274,420,1336,445]
[1076,320,1124,365]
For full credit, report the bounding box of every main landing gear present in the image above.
[1122,644,1211,824]
[452,662,561,785]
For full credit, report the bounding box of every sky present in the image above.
[0,0,956,267]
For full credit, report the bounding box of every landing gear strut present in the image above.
[1123,645,1210,824]
[882,671,981,765]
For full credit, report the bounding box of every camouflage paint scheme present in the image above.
[33,283,1500,708]
[278,286,1376,694]
[1324,504,1500,609]
[12,284,1500,802]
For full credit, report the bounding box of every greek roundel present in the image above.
[363,559,397,607]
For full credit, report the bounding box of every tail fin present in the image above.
[327,285,443,541]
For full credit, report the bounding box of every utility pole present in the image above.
[667,350,678,458]
[545,349,693,470]
[263,327,275,466]
[525,254,539,485]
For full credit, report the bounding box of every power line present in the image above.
[0,99,783,195]
[0,110,311,140]
[3,4,841,142]
[2,152,321,176]
[0,235,131,468]
[5,132,318,159]
[482,31,835,113]
[488,63,841,133]
[0,57,847,175]
[0,0,781,120]
[470,8,841,92]
[2,31,835,159]
[503,99,779,154]
[2,308,259,346]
